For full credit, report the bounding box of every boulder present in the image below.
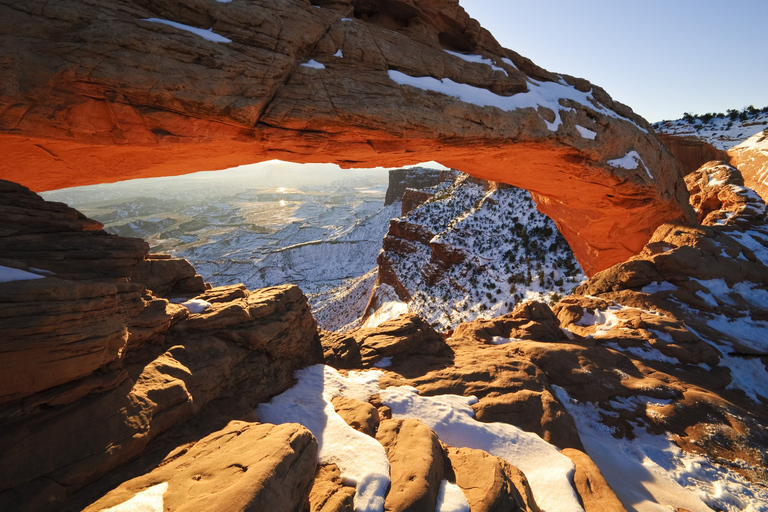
[331,396,380,437]
[0,0,694,274]
[81,421,317,512]
[309,465,356,512]
[376,418,445,512]
[446,446,540,512]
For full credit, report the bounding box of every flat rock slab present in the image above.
[83,421,317,512]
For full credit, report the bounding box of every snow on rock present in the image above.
[0,265,46,283]
[260,366,584,512]
[334,49,343,58]
[300,59,325,69]
[435,480,470,512]
[180,298,212,314]
[102,482,168,512]
[257,365,389,512]
[443,50,507,75]
[554,386,768,512]
[371,173,585,331]
[143,18,232,43]
[362,283,409,329]
[575,124,597,140]
[387,70,644,133]
[380,385,584,512]
[654,109,768,151]
[607,150,653,179]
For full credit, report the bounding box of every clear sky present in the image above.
[460,0,768,123]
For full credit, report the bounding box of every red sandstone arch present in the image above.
[0,0,693,276]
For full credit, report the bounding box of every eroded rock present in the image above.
[0,0,694,274]
[82,421,317,512]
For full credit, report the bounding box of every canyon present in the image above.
[1,0,767,511]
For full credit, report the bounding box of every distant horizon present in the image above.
[461,0,768,123]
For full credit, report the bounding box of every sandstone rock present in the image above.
[309,464,356,512]
[82,421,317,512]
[320,330,363,369]
[331,396,380,437]
[0,277,129,405]
[384,167,446,206]
[452,300,566,344]
[0,0,694,274]
[657,133,729,175]
[376,418,445,512]
[728,128,768,202]
[330,313,448,367]
[446,446,540,512]
[561,448,626,512]
[172,284,321,360]
[684,160,766,225]
[0,185,324,510]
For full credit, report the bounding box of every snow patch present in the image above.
[554,386,768,512]
[500,57,518,70]
[300,59,325,69]
[102,482,168,512]
[607,150,653,180]
[143,18,232,43]
[373,356,392,368]
[387,70,644,133]
[435,480,470,512]
[443,50,507,75]
[641,281,677,294]
[575,124,597,140]
[490,336,523,345]
[334,49,343,58]
[380,386,584,512]
[257,366,389,512]
[0,265,45,283]
[180,299,212,314]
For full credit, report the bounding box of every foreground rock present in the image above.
[0,0,693,274]
[0,182,322,511]
[83,421,317,512]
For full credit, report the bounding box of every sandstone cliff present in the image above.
[0,0,694,274]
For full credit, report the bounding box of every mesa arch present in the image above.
[0,0,694,276]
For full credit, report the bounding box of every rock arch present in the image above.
[0,0,693,275]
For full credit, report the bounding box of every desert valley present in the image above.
[1,1,768,511]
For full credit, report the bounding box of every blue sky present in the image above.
[460,0,768,122]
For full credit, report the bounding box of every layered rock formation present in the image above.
[0,181,322,511]
[0,0,693,274]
